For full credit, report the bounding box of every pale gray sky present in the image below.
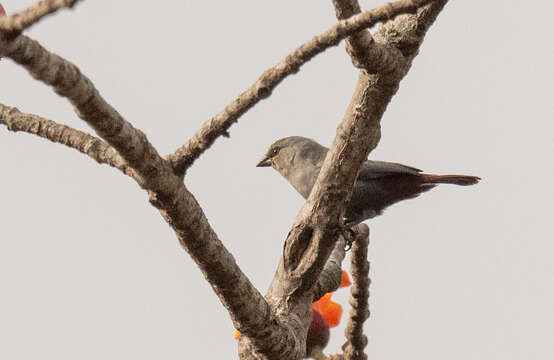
[1,1,553,359]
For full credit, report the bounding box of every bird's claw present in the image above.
[342,226,356,251]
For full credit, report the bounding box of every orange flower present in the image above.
[312,292,342,328]
[312,270,351,328]
[236,270,352,339]
[340,270,352,288]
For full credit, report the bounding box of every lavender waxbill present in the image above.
[257,136,480,226]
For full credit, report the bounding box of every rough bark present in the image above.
[333,0,403,73]
[0,27,278,355]
[0,0,82,32]
[313,235,347,302]
[0,1,449,359]
[0,103,137,180]
[342,225,370,360]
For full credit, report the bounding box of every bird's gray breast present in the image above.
[288,161,321,199]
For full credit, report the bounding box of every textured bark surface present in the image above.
[333,0,404,73]
[0,1,450,359]
[242,1,448,359]
[0,27,277,354]
[313,236,347,303]
[342,225,370,360]
[0,103,136,179]
[0,0,81,32]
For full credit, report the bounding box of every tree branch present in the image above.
[0,0,82,32]
[0,103,138,180]
[249,1,448,358]
[313,234,347,302]
[0,31,280,356]
[0,34,171,190]
[1,2,449,359]
[332,0,402,73]
[166,0,438,175]
[342,225,370,360]
[332,0,374,68]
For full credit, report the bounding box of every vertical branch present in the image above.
[342,224,370,360]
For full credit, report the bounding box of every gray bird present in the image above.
[257,136,480,226]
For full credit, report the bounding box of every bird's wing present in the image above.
[357,160,421,180]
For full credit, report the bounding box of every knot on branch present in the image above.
[284,224,314,271]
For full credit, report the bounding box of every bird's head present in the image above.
[256,136,321,174]
[256,136,328,200]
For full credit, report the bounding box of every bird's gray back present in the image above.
[357,160,421,180]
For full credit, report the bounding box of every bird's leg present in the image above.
[341,215,368,250]
[341,224,357,251]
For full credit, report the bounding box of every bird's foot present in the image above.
[342,226,356,251]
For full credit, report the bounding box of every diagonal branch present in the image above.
[0,0,82,32]
[0,103,138,179]
[0,28,279,356]
[167,0,438,175]
[0,102,136,179]
[342,224,370,360]
[0,34,167,189]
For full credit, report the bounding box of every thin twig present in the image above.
[342,224,370,360]
[0,103,138,180]
[0,0,82,32]
[167,0,437,175]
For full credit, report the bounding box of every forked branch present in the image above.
[332,0,402,72]
[1,13,275,352]
[249,1,447,358]
[0,34,169,190]
[1,1,450,359]
[167,0,437,175]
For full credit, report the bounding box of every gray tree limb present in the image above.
[1,1,450,359]
[0,103,137,180]
[0,32,279,355]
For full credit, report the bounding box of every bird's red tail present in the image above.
[420,174,480,186]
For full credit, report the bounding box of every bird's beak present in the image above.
[256,156,272,167]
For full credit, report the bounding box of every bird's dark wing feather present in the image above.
[357,160,421,180]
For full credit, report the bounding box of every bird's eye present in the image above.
[271,148,279,156]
